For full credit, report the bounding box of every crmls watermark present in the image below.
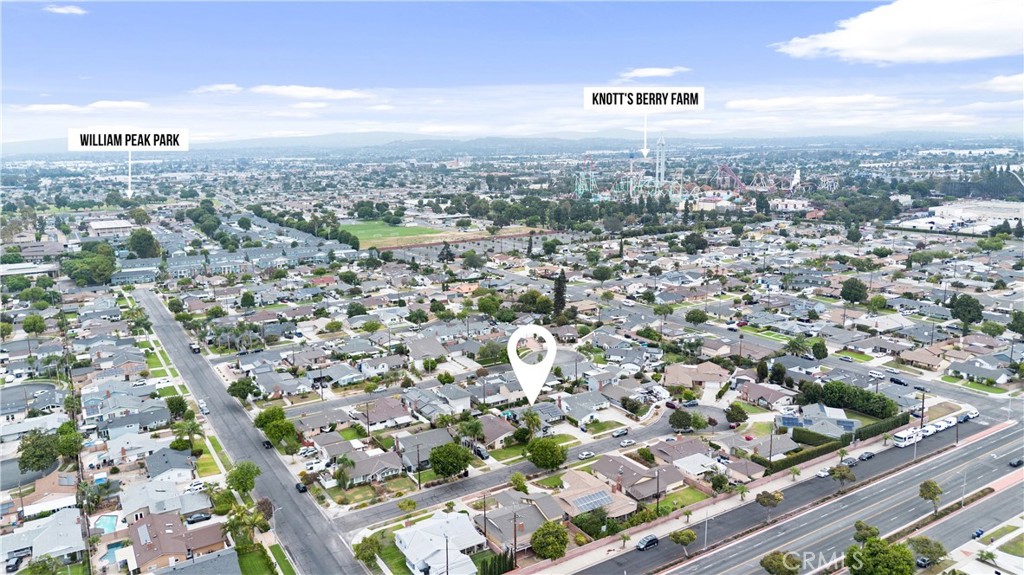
[780,551,859,572]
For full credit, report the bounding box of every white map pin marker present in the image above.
[508,325,557,406]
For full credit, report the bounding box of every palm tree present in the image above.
[683,510,693,523]
[172,420,205,450]
[977,550,997,566]
[223,504,265,550]
[458,419,484,443]
[782,336,810,356]
[334,454,355,489]
[620,533,631,549]
[735,485,749,501]
[790,467,801,482]
[522,410,542,438]
[837,448,848,464]
[882,433,892,446]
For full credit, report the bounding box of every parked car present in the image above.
[913,385,929,392]
[578,451,596,460]
[841,457,859,467]
[957,413,971,423]
[858,451,875,461]
[890,377,907,386]
[1009,458,1023,468]
[295,483,308,493]
[611,428,629,438]
[682,400,699,408]
[885,367,899,374]
[967,409,980,419]
[916,557,931,568]
[186,512,212,524]
[475,446,491,460]
[816,467,832,478]
[636,534,659,551]
[972,528,985,539]
[728,422,740,429]
[619,439,636,447]
[920,425,937,437]
[839,356,854,363]
[666,401,679,410]
[5,557,23,573]
[262,440,273,449]
[736,321,748,327]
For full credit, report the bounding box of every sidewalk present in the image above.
[938,493,1024,575]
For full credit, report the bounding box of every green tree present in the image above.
[1009,310,1024,336]
[845,538,914,575]
[840,278,868,304]
[407,309,429,324]
[684,308,708,325]
[254,405,286,429]
[553,269,567,315]
[457,419,484,442]
[592,266,613,286]
[853,520,879,545]
[755,490,784,522]
[240,291,255,308]
[397,499,417,513]
[0,322,11,342]
[347,302,367,317]
[866,295,888,314]
[264,419,296,444]
[907,536,946,566]
[812,341,828,360]
[17,429,58,473]
[759,550,800,575]
[669,409,693,430]
[172,419,205,450]
[21,555,63,575]
[951,294,983,334]
[165,395,188,419]
[830,464,856,492]
[756,360,769,382]
[531,520,569,559]
[22,314,46,354]
[226,461,262,497]
[525,437,568,470]
[127,228,161,258]
[522,409,542,438]
[237,216,252,230]
[669,529,697,558]
[354,533,382,565]
[690,412,709,434]
[782,336,810,356]
[510,471,528,493]
[429,443,473,478]
[228,377,260,403]
[978,320,1005,337]
[918,480,942,515]
[769,362,787,386]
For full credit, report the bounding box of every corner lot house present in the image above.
[394,511,486,575]
[0,508,85,565]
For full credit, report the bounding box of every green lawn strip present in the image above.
[159,350,172,365]
[836,350,872,362]
[270,545,297,575]
[157,386,180,397]
[986,524,1019,543]
[209,436,233,471]
[377,531,414,575]
[329,484,375,504]
[941,375,963,384]
[196,453,220,477]
[136,341,153,349]
[738,403,771,415]
[170,368,179,377]
[471,551,497,571]
[146,353,163,369]
[237,549,275,575]
[178,384,189,394]
[654,487,709,514]
[412,468,438,485]
[535,473,564,489]
[963,381,1008,394]
[587,420,624,435]
[845,411,880,426]
[999,533,1024,557]
[883,361,922,375]
[149,368,168,378]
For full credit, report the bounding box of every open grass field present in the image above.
[342,221,542,250]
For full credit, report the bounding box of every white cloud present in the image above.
[43,5,87,15]
[726,94,905,112]
[19,100,149,113]
[250,85,372,100]
[368,104,395,111]
[191,83,244,94]
[773,0,1023,64]
[291,102,329,109]
[974,73,1023,93]
[618,66,691,81]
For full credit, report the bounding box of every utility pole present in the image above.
[511,511,521,568]
[655,469,661,515]
[416,444,422,489]
[445,533,449,575]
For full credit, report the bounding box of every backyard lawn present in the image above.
[237,549,275,575]
[845,411,880,426]
[471,551,498,571]
[654,487,709,514]
[586,420,624,435]
[270,545,297,575]
[340,427,367,440]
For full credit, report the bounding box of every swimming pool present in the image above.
[94,514,118,534]
[102,541,125,564]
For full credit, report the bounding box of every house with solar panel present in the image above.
[552,470,637,521]
[775,403,862,438]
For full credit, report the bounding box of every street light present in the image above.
[957,470,967,508]
[271,506,283,536]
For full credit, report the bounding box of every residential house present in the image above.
[479,414,516,450]
[475,492,564,554]
[119,481,211,524]
[662,361,731,389]
[395,428,454,471]
[145,448,195,484]
[358,354,406,377]
[553,469,637,520]
[775,403,862,438]
[152,548,242,575]
[348,451,404,486]
[435,384,473,414]
[17,471,78,518]
[591,455,685,502]
[350,397,415,432]
[0,508,85,565]
[947,360,1011,385]
[740,383,797,412]
[557,391,611,425]
[127,512,227,572]
[395,511,486,575]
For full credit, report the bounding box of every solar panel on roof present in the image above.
[574,491,613,513]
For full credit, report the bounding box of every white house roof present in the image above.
[394,511,485,575]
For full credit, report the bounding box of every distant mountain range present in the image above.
[3,131,1018,159]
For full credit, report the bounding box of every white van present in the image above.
[868,370,884,379]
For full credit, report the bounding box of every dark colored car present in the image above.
[6,557,23,573]
[636,534,659,551]
[736,321,748,327]
[682,400,699,408]
[972,529,985,539]
[1009,458,1024,468]
[858,451,875,461]
[186,512,212,524]
[913,385,929,392]
[841,457,858,467]
[666,401,679,409]
[728,422,740,429]
[890,377,907,386]
[957,414,971,423]
[295,483,308,493]
[262,440,273,449]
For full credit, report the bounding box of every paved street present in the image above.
[578,421,1022,575]
[136,289,365,575]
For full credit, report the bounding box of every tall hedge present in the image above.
[855,412,911,441]
[766,441,841,474]
[792,427,832,446]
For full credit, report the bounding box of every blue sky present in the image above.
[3,1,1022,142]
